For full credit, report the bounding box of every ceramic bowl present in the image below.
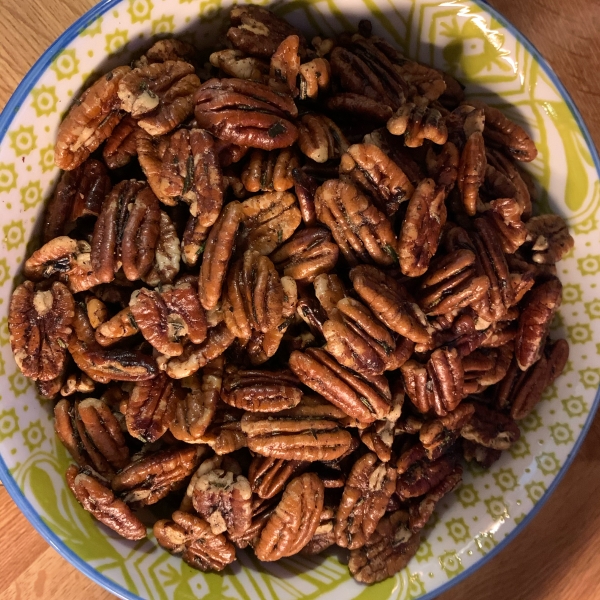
[0,0,599,598]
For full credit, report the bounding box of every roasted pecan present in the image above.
[269,35,300,95]
[66,466,146,540]
[334,453,396,549]
[118,60,200,135]
[400,347,465,416]
[515,277,562,370]
[299,58,331,100]
[55,66,130,170]
[140,39,199,66]
[387,102,448,147]
[395,60,446,101]
[298,113,348,163]
[270,227,338,281]
[241,395,354,461]
[95,307,138,347]
[136,130,174,206]
[525,214,574,264]
[313,272,347,317]
[302,506,336,555]
[248,456,307,499]
[419,403,475,460]
[339,142,414,216]
[462,439,502,468]
[350,265,433,344]
[315,179,397,267]
[462,345,513,392]
[460,403,520,449]
[426,141,459,192]
[255,473,324,560]
[326,93,393,123]
[158,128,223,226]
[209,49,269,83]
[102,115,140,170]
[143,211,181,287]
[9,281,74,381]
[457,131,486,216]
[241,148,299,193]
[154,511,236,571]
[483,197,526,255]
[360,390,403,462]
[194,78,299,150]
[112,445,203,506]
[85,296,109,330]
[43,159,111,243]
[181,215,209,268]
[60,371,96,397]
[398,178,446,277]
[486,148,532,218]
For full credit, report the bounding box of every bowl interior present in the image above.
[0,1,599,599]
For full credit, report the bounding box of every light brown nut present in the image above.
[60,371,96,397]
[248,456,308,499]
[158,128,223,226]
[515,277,562,370]
[227,5,306,60]
[458,131,487,216]
[400,347,465,417]
[398,178,447,277]
[43,159,111,243]
[419,403,475,460]
[194,78,299,151]
[112,446,204,506]
[315,179,398,267]
[239,191,301,256]
[327,93,393,123]
[118,60,200,135]
[241,395,354,461]
[241,148,299,193]
[221,368,302,412]
[339,143,414,216]
[182,215,209,268]
[350,265,433,344]
[136,130,174,206]
[298,113,348,163]
[270,227,339,282]
[469,99,538,162]
[55,66,131,170]
[102,115,140,170]
[222,250,284,339]
[299,58,331,100]
[313,273,347,317]
[426,142,460,192]
[289,347,391,423]
[255,473,324,561]
[66,466,146,540]
[143,211,181,287]
[85,296,109,330]
[387,102,448,147]
[460,403,520,450]
[228,497,276,550]
[154,511,236,571]
[9,281,74,381]
[525,214,574,264]
[163,322,235,379]
[269,35,300,95]
[209,49,269,82]
[360,390,403,462]
[95,307,138,347]
[334,453,396,549]
[170,357,224,442]
[348,510,420,584]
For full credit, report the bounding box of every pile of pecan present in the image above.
[8,6,574,584]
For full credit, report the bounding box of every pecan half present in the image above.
[302,506,336,555]
[483,197,526,255]
[102,115,139,170]
[136,130,174,206]
[248,456,307,499]
[298,113,348,163]
[241,148,299,193]
[426,142,459,192]
[66,466,146,540]
[299,58,331,100]
[327,93,393,123]
[143,211,181,287]
[209,49,269,83]
[458,131,487,216]
[419,403,475,460]
[387,102,448,147]
[525,214,574,264]
[269,35,300,95]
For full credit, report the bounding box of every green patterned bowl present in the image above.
[0,0,599,598]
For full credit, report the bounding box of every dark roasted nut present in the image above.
[199,201,243,311]
[419,403,475,460]
[194,78,299,150]
[241,148,299,193]
[248,456,307,499]
[462,439,501,468]
[486,148,532,218]
[227,5,305,60]
[154,511,235,571]
[334,453,396,549]
[298,113,348,163]
[395,60,446,101]
[9,281,74,381]
[468,99,538,161]
[143,211,181,286]
[140,39,199,66]
[102,115,140,170]
[270,227,338,281]
[463,345,513,392]
[326,93,393,123]
[460,403,520,450]
[350,265,433,344]
[241,395,354,461]
[239,191,301,256]
[315,179,398,267]
[228,496,276,549]
[66,466,146,540]
[348,510,420,584]
[118,60,200,135]
[95,307,138,347]
[483,197,526,254]
[339,143,414,216]
[136,130,174,206]
[209,49,269,82]
[302,506,336,555]
[158,129,223,226]
[515,277,562,370]
[396,447,454,496]
[269,35,300,95]
[387,102,448,147]
[400,347,465,416]
[221,368,302,412]
[398,178,446,277]
[43,159,111,243]
[458,131,486,216]
[289,347,391,423]
[112,446,203,506]
[525,214,574,264]
[408,463,463,532]
[426,141,459,192]
[255,473,324,561]
[55,66,131,170]
[182,215,209,268]
[299,58,331,100]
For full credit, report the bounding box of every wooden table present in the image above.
[1,0,599,599]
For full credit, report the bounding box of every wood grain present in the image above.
[0,1,599,599]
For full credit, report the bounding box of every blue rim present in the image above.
[0,1,599,599]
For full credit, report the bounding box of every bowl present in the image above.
[0,0,599,599]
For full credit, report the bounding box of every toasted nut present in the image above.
[241,148,299,193]
[209,49,269,82]
[95,307,138,347]
[269,35,300,95]
[460,403,520,450]
[525,214,574,264]
[458,131,487,216]
[248,456,308,499]
[299,58,331,100]
[298,113,348,163]
[387,102,448,147]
